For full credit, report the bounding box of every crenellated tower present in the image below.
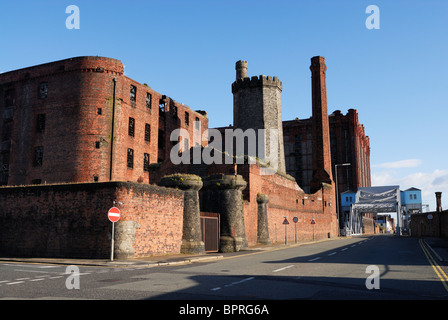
[231,60,286,173]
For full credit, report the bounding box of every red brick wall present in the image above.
[0,182,184,258]
[149,159,339,246]
[410,210,448,238]
[241,163,338,245]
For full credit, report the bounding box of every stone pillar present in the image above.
[202,174,248,252]
[436,192,442,212]
[256,193,271,245]
[114,221,140,259]
[236,60,248,79]
[159,174,205,254]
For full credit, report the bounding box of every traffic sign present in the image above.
[293,217,298,223]
[283,218,289,225]
[108,207,121,223]
[311,219,316,225]
[427,214,433,220]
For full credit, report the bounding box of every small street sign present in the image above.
[293,217,298,223]
[427,214,433,220]
[108,207,121,223]
[311,219,316,225]
[283,218,289,225]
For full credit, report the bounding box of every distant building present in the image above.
[283,108,371,232]
[375,214,395,233]
[340,186,423,235]
[401,187,423,232]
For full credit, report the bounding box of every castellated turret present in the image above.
[232,60,286,173]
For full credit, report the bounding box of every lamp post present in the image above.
[335,163,351,236]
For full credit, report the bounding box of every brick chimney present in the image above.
[309,56,333,193]
[435,192,442,212]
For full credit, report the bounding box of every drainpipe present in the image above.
[110,78,117,181]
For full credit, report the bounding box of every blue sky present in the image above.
[1,0,447,210]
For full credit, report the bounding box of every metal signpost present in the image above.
[108,207,121,261]
[293,216,298,243]
[283,217,289,245]
[311,218,316,241]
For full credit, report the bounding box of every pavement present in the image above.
[0,239,331,268]
[1,235,447,267]
[422,237,448,262]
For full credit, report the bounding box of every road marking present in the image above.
[308,257,321,262]
[48,276,63,279]
[272,265,294,273]
[30,278,45,282]
[14,269,52,274]
[419,239,448,292]
[328,252,337,256]
[350,245,356,247]
[15,278,31,281]
[6,281,24,285]
[341,248,348,251]
[210,277,255,291]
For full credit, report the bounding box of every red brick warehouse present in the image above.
[0,56,208,186]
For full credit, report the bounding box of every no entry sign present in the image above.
[108,207,121,223]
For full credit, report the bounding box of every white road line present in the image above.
[272,265,294,273]
[38,265,59,269]
[210,277,255,291]
[351,245,356,247]
[308,257,321,262]
[6,281,24,285]
[15,278,31,281]
[328,252,337,256]
[48,276,63,279]
[29,278,45,282]
[341,248,348,251]
[0,280,9,283]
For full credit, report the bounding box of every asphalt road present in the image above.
[1,235,447,307]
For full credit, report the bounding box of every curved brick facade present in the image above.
[0,56,208,186]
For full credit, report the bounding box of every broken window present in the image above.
[146,93,152,110]
[143,153,150,172]
[159,101,165,113]
[39,82,48,99]
[195,117,200,130]
[185,111,189,127]
[145,123,150,142]
[128,117,135,137]
[172,105,178,117]
[33,146,44,166]
[127,148,134,169]
[36,114,46,133]
[158,129,165,150]
[4,89,15,106]
[130,85,137,102]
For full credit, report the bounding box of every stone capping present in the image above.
[158,174,203,190]
[202,174,247,190]
[256,193,269,204]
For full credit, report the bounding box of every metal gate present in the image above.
[200,212,220,252]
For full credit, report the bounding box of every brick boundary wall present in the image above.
[0,181,184,259]
[410,210,448,238]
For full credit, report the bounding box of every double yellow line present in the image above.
[419,238,448,292]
